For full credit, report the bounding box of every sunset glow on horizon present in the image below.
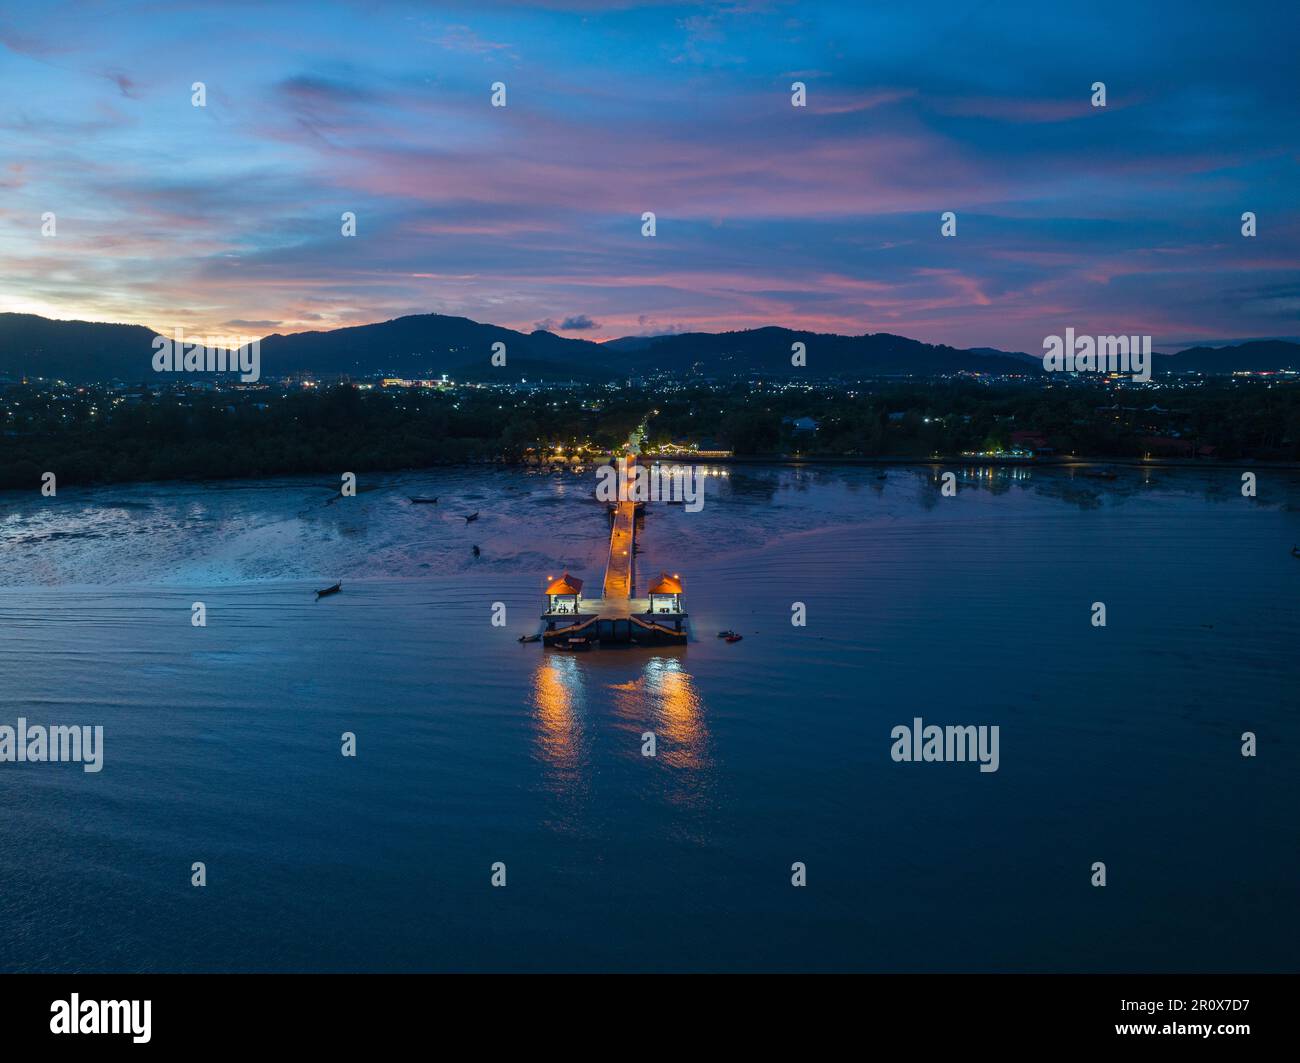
[1,0,1297,352]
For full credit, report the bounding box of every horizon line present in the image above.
[2,309,1298,356]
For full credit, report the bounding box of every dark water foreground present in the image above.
[0,465,1297,971]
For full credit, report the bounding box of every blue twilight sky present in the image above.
[0,0,1296,353]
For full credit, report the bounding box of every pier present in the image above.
[540,442,687,648]
[603,497,637,600]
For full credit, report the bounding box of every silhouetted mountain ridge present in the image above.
[614,327,1038,375]
[1162,340,1300,373]
[1,312,1296,382]
[0,315,161,381]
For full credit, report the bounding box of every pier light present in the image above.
[647,572,685,616]
[545,573,584,615]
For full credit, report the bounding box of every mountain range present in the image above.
[1,312,1297,383]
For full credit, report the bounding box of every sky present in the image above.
[0,0,1297,354]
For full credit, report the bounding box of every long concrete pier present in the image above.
[603,497,636,599]
[601,450,638,600]
[541,440,687,646]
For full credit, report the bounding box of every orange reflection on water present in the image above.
[532,651,710,808]
[642,655,708,770]
[531,653,584,773]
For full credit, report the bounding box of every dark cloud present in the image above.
[103,71,138,98]
[636,315,686,336]
[277,75,378,105]
[534,314,601,332]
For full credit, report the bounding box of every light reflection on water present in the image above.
[530,647,715,839]
[640,655,708,772]
[532,650,710,787]
[532,652,585,776]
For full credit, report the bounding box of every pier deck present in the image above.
[602,498,636,599]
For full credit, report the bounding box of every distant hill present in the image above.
[615,327,1037,376]
[1162,340,1300,374]
[2,311,1297,382]
[0,314,162,381]
[0,312,613,383]
[967,345,1041,366]
[254,315,610,379]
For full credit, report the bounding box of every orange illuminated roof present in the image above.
[648,572,683,594]
[545,573,584,595]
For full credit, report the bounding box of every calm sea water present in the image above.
[1,464,1297,972]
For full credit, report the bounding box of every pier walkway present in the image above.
[600,447,639,600]
[603,498,636,599]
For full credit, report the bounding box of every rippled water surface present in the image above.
[1,464,1297,971]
